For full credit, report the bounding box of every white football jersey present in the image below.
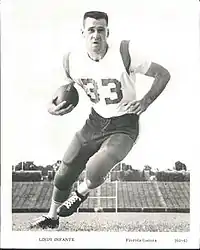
[66,40,151,118]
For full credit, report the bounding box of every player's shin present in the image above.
[48,186,72,219]
[47,199,62,220]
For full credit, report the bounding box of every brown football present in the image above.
[53,84,79,108]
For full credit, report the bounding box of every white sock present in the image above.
[47,200,62,219]
[77,181,90,196]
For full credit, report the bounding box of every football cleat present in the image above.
[57,191,89,217]
[29,215,59,229]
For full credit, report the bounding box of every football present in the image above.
[53,84,79,109]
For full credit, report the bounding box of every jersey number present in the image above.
[81,78,123,104]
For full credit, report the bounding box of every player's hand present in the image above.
[124,99,148,115]
[48,100,74,116]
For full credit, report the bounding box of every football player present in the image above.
[30,11,170,229]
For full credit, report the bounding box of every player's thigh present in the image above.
[55,133,90,189]
[86,133,135,181]
[57,132,98,177]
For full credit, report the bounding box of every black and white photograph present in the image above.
[1,0,200,249]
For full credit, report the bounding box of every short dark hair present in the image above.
[83,11,108,26]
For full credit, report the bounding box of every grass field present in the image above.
[12,212,190,232]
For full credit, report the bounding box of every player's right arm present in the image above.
[47,52,75,116]
[47,99,74,116]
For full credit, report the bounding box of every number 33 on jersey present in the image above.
[81,78,123,105]
[65,41,151,118]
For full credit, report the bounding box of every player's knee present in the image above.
[103,147,123,166]
[54,171,69,191]
[54,161,73,191]
[110,147,128,164]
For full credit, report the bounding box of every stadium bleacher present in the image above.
[12,181,190,213]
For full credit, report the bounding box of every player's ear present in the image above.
[107,28,109,38]
[81,28,84,37]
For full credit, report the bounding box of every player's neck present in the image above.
[87,44,108,62]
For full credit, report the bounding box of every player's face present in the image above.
[82,17,109,54]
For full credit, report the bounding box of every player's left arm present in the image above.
[125,41,171,115]
[126,62,171,115]
[142,62,171,113]
[126,62,170,115]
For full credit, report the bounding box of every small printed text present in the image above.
[39,237,75,242]
[126,238,157,243]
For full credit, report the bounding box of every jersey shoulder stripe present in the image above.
[120,40,131,74]
[63,52,71,78]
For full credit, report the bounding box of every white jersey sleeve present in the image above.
[129,40,152,74]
